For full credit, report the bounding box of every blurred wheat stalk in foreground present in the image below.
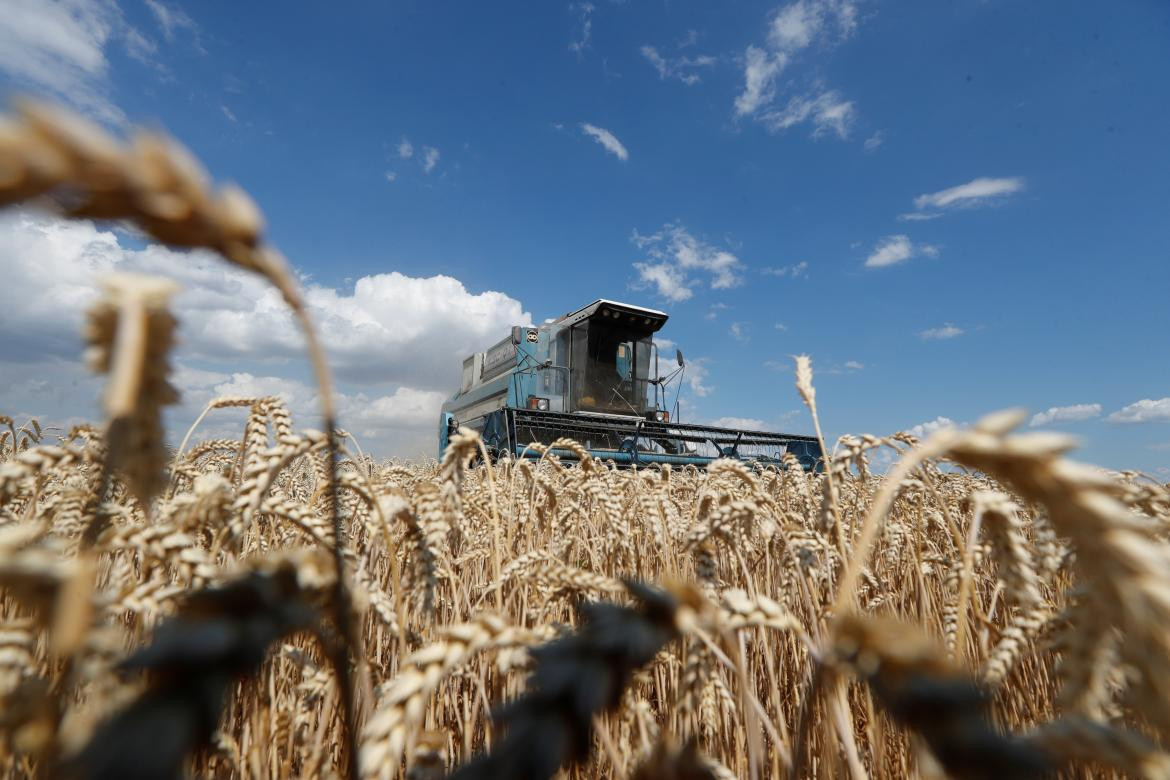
[2,100,1170,780]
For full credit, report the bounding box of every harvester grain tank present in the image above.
[438,299,823,468]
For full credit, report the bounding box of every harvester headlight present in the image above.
[527,395,550,411]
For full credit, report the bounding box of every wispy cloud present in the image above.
[581,123,629,161]
[421,146,440,173]
[384,171,398,182]
[863,131,884,151]
[397,138,414,158]
[760,89,854,138]
[640,45,717,86]
[1030,403,1101,427]
[762,261,809,278]
[919,323,964,340]
[734,0,859,138]
[729,322,749,342]
[1107,398,1170,424]
[734,46,787,116]
[768,0,857,51]
[902,176,1025,219]
[865,235,939,268]
[0,0,161,125]
[143,0,200,45]
[631,224,744,302]
[568,2,594,58]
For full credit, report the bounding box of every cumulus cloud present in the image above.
[865,235,939,268]
[580,123,629,161]
[685,358,713,398]
[0,0,159,124]
[631,223,744,301]
[398,138,414,158]
[1029,403,1102,427]
[905,416,957,439]
[919,324,964,340]
[734,0,859,137]
[1107,398,1170,424]
[903,176,1025,219]
[0,212,530,455]
[641,45,717,86]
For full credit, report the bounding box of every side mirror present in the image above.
[675,349,685,367]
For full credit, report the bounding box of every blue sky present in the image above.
[1,0,1168,471]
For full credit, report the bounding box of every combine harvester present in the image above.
[438,299,823,469]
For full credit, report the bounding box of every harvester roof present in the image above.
[553,299,669,333]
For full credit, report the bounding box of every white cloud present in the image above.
[1029,403,1102,427]
[767,0,857,53]
[909,176,1025,217]
[897,211,944,222]
[762,261,809,278]
[905,416,957,439]
[143,0,198,44]
[844,360,864,371]
[221,105,237,123]
[734,46,787,116]
[865,235,911,267]
[865,235,939,268]
[735,0,859,134]
[0,212,530,455]
[421,146,440,173]
[685,358,712,397]
[729,322,749,343]
[384,171,398,182]
[633,262,691,302]
[709,416,767,431]
[1107,398,1170,424]
[640,45,717,86]
[774,322,788,331]
[919,324,964,340]
[760,89,855,138]
[863,131,884,151]
[580,123,629,161]
[631,223,744,301]
[398,138,414,158]
[568,2,594,57]
[0,0,159,124]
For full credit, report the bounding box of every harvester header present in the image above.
[439,299,822,469]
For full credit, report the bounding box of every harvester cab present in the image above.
[438,299,823,469]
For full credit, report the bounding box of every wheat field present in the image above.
[2,100,1170,780]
